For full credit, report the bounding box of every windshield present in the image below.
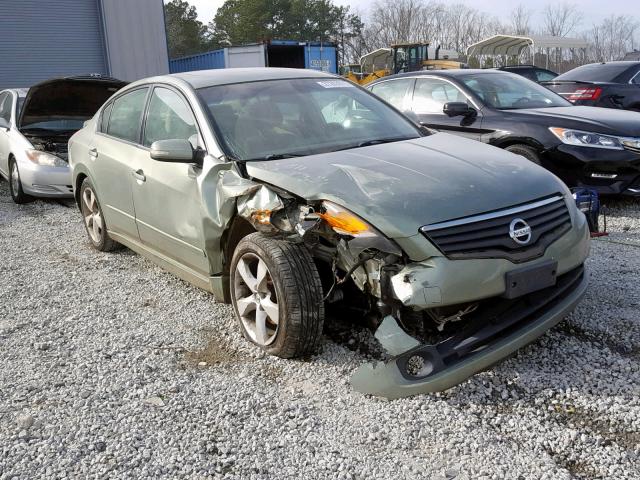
[461,73,571,110]
[198,78,421,161]
[554,63,633,82]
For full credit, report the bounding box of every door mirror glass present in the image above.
[0,117,9,129]
[150,139,194,163]
[443,102,473,117]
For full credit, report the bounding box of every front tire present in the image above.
[505,144,541,165]
[230,233,324,358]
[8,158,32,204]
[79,178,119,252]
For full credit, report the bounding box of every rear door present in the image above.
[91,87,150,240]
[409,77,485,140]
[131,85,209,277]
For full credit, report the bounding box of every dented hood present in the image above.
[19,76,126,128]
[245,133,566,239]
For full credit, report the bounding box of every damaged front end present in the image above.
[217,170,588,400]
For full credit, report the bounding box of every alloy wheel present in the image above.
[233,253,280,346]
[81,187,104,244]
[10,161,20,195]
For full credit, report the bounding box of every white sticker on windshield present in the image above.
[317,80,354,88]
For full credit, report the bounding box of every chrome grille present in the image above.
[420,195,572,263]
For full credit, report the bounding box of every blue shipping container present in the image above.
[169,49,226,73]
[305,44,337,73]
[169,41,337,74]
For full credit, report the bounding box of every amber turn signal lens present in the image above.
[319,202,370,236]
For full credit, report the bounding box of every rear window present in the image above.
[554,63,635,82]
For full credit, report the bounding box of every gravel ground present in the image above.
[1,179,639,480]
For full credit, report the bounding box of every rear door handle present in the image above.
[89,147,98,159]
[132,169,146,182]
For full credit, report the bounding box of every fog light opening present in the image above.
[405,354,434,378]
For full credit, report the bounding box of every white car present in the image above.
[0,76,125,203]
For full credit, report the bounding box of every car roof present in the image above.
[370,69,507,84]
[167,67,335,89]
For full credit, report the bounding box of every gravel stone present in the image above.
[0,181,639,479]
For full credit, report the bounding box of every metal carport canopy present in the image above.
[466,35,588,56]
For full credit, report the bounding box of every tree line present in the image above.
[164,0,639,68]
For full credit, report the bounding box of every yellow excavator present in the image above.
[341,42,466,86]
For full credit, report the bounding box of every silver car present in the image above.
[69,68,589,399]
[0,76,125,203]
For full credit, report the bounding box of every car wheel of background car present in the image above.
[80,178,119,252]
[230,233,324,358]
[505,144,542,165]
[8,157,33,204]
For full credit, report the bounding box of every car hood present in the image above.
[19,76,126,129]
[245,133,567,239]
[506,106,640,137]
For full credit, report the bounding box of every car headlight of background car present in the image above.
[25,149,67,167]
[548,127,636,150]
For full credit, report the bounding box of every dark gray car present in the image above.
[68,68,590,399]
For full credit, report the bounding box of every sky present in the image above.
[187,0,638,33]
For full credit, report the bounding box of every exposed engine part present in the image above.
[30,137,69,161]
[426,304,479,331]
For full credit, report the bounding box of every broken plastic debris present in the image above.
[374,315,421,356]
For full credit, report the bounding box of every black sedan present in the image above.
[543,61,640,111]
[367,69,640,196]
[497,65,558,83]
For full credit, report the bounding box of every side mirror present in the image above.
[443,102,475,118]
[150,139,195,163]
[0,117,10,130]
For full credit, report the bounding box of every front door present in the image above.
[131,86,209,277]
[410,77,485,141]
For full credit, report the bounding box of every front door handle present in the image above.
[89,147,98,159]
[132,169,146,182]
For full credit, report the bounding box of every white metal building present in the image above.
[0,0,170,88]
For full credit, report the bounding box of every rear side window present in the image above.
[0,93,11,122]
[107,88,148,143]
[631,71,640,85]
[536,70,557,82]
[369,79,414,110]
[143,87,199,148]
[100,103,112,133]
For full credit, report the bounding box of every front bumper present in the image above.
[19,160,73,198]
[544,145,640,196]
[352,265,588,399]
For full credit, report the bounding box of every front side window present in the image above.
[107,88,148,143]
[369,78,414,110]
[412,78,469,114]
[143,87,199,148]
[461,73,571,109]
[198,78,420,161]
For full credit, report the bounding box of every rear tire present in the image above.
[505,144,542,165]
[230,233,324,358]
[79,178,119,252]
[8,158,33,204]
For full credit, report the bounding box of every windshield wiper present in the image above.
[242,153,304,162]
[335,136,415,152]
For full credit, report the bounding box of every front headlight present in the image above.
[319,201,376,237]
[549,127,624,150]
[26,149,67,167]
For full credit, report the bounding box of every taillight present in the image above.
[562,87,602,102]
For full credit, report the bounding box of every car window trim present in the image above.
[629,69,640,85]
[141,83,206,151]
[408,75,480,115]
[98,85,151,146]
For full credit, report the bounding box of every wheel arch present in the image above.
[219,215,257,302]
[491,136,545,151]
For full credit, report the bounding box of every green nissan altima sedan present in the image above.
[68,68,590,399]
